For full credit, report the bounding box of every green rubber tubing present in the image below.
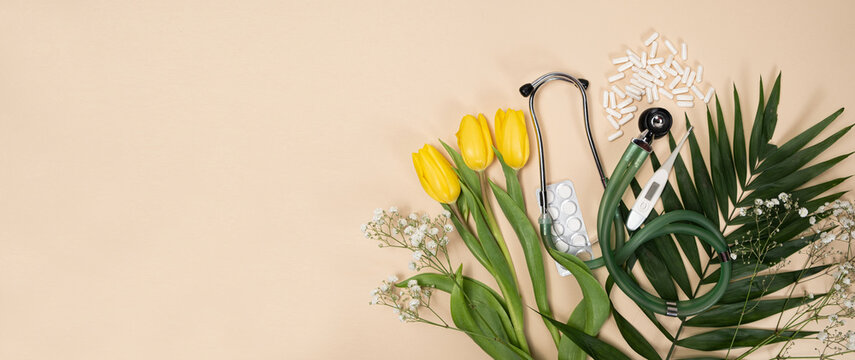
[545,142,732,317]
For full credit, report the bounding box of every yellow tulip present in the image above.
[494,108,530,169]
[412,144,461,204]
[455,113,494,171]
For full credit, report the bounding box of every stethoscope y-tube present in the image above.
[520,72,733,317]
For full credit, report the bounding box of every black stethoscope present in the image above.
[520,72,732,317]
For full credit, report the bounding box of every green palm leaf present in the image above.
[612,74,851,359]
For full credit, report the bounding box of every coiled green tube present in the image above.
[594,142,732,317]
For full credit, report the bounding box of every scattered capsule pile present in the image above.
[603,31,714,141]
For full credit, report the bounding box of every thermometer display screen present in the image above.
[645,183,660,200]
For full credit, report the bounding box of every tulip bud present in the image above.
[455,114,494,171]
[494,108,530,169]
[412,144,461,204]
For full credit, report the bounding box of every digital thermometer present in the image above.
[626,126,693,231]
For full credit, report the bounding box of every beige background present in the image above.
[1,1,854,359]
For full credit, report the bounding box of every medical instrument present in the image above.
[627,118,693,231]
[536,180,593,276]
[520,72,732,317]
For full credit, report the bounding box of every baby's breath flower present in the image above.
[444,224,454,232]
[412,250,424,261]
[779,192,790,202]
[408,262,416,271]
[409,213,418,221]
[810,216,817,225]
[441,209,451,218]
[755,199,764,206]
[388,206,398,214]
[429,227,439,235]
[407,280,418,288]
[755,208,764,215]
[740,208,747,216]
[799,207,808,217]
[387,275,398,283]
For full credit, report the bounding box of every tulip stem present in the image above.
[479,172,519,285]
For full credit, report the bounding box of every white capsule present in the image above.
[627,92,642,101]
[607,115,620,130]
[664,66,678,77]
[648,57,664,65]
[625,85,643,95]
[665,39,678,54]
[681,69,690,84]
[654,78,664,87]
[681,42,687,61]
[668,77,681,90]
[609,91,617,108]
[673,87,689,94]
[618,112,634,125]
[672,61,684,75]
[606,107,621,118]
[629,55,644,68]
[665,54,674,68]
[658,87,674,99]
[650,41,658,58]
[636,70,656,82]
[608,73,625,83]
[686,71,696,85]
[608,130,624,142]
[626,48,640,58]
[652,65,666,79]
[612,56,629,64]
[646,88,653,103]
[620,105,637,114]
[644,32,659,46]
[704,87,715,104]
[641,52,647,67]
[676,94,694,101]
[617,98,633,109]
[652,85,660,101]
[696,65,704,83]
[603,90,609,108]
[691,85,704,99]
[630,78,649,90]
[677,101,694,108]
[617,61,633,72]
[612,85,627,99]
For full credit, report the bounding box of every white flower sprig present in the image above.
[362,207,455,274]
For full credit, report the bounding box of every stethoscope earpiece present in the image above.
[638,107,673,139]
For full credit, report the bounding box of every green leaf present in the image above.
[669,133,704,214]
[717,265,829,304]
[613,310,662,360]
[685,295,819,327]
[493,146,524,209]
[790,176,852,204]
[748,76,766,169]
[732,85,748,187]
[629,180,679,299]
[706,107,730,220]
[440,140,481,197]
[804,191,847,212]
[686,115,720,228]
[758,73,782,160]
[549,250,611,360]
[444,204,490,272]
[715,95,738,204]
[677,328,814,351]
[747,124,854,190]
[450,266,528,359]
[539,313,632,360]
[489,181,560,344]
[652,152,703,277]
[737,152,854,207]
[755,107,845,173]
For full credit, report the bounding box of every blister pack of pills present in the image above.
[536,180,594,277]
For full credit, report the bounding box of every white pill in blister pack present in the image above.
[536,180,593,277]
